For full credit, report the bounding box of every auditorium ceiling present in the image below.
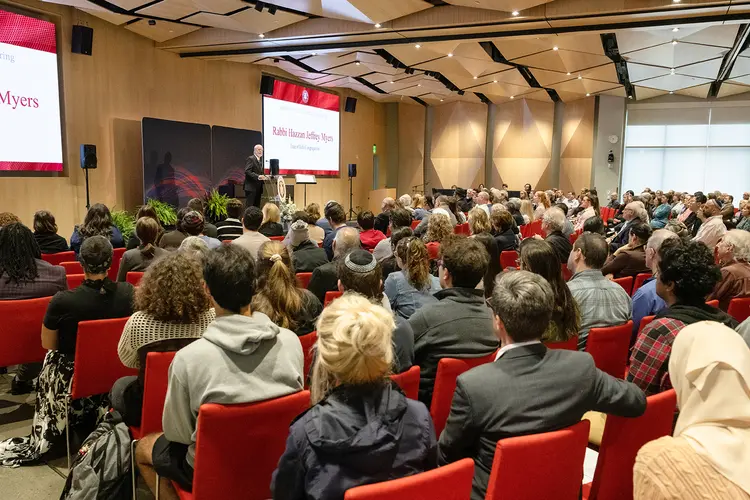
[44,0,750,104]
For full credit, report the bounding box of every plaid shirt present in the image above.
[627,317,685,396]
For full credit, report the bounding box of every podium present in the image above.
[261,176,293,206]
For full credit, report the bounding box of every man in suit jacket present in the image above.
[244,144,267,208]
[438,270,647,500]
[607,202,645,253]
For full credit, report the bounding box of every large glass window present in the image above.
[622,106,750,202]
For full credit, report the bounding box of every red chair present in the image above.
[430,352,498,437]
[544,336,578,351]
[454,223,470,235]
[631,273,652,297]
[108,247,127,281]
[528,220,544,237]
[728,297,750,322]
[60,261,83,274]
[269,236,285,241]
[426,242,440,260]
[41,251,75,266]
[390,366,420,400]
[582,390,677,500]
[296,272,313,289]
[324,291,343,307]
[561,264,573,281]
[569,230,582,245]
[67,317,136,467]
[613,276,634,295]
[638,315,655,335]
[171,391,311,500]
[500,251,518,270]
[299,331,317,388]
[485,420,590,500]
[67,274,85,290]
[344,458,474,500]
[705,299,719,309]
[585,321,632,379]
[126,272,144,286]
[410,220,420,230]
[0,296,52,367]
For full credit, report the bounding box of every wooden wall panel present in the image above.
[397,103,426,197]
[559,97,595,194]
[426,101,486,190]
[491,99,555,191]
[3,0,386,235]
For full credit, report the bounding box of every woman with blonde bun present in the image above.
[271,294,436,500]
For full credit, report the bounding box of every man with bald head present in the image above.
[244,144,268,208]
[693,198,726,250]
[308,226,362,304]
[608,201,645,253]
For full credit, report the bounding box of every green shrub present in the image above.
[146,198,178,226]
[111,210,136,241]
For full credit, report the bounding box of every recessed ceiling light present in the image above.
[258,33,265,38]
[493,79,498,83]
[311,52,317,56]
[417,83,421,87]
[672,40,678,45]
[586,93,590,96]
[440,99,444,101]
[389,81,394,84]
[447,53,453,57]
[473,76,478,79]
[553,46,559,51]
[415,44,421,49]
[512,10,519,16]
[578,75,582,80]
[672,27,680,32]
[374,23,381,28]
[355,61,360,65]
[670,68,675,74]
[673,0,681,3]
[628,95,633,99]
[510,95,515,99]
[669,91,674,94]
[566,72,571,76]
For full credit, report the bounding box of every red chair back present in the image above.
[613,276,634,295]
[583,390,677,500]
[0,296,52,366]
[426,242,441,260]
[430,352,497,437]
[410,220,420,230]
[728,297,750,322]
[298,331,317,388]
[585,321,632,379]
[500,251,518,270]
[70,317,137,400]
[631,273,652,296]
[638,315,655,335]
[485,420,590,500]
[561,264,573,281]
[454,223,470,235]
[344,458,474,500]
[137,351,177,437]
[528,219,544,237]
[61,261,83,275]
[41,251,75,266]
[126,272,144,286]
[108,248,127,281]
[705,299,719,309]
[544,336,578,351]
[67,274,86,290]
[188,391,311,500]
[296,272,313,289]
[569,230,582,245]
[390,366,420,400]
[324,291,343,307]
[269,236,285,241]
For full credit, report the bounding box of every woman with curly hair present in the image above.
[423,211,453,244]
[112,252,214,426]
[251,240,322,335]
[384,236,441,319]
[70,203,125,255]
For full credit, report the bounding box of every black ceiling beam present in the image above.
[423,0,450,5]
[601,33,635,100]
[239,1,321,19]
[86,0,208,26]
[354,77,388,94]
[281,55,320,74]
[479,41,560,102]
[475,92,491,104]
[411,97,428,106]
[709,24,750,98]
[374,49,462,98]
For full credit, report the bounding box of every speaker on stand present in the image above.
[348,163,357,220]
[80,144,97,210]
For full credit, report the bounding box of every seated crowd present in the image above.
[0,182,748,500]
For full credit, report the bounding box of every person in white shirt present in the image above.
[693,199,727,251]
[232,206,270,260]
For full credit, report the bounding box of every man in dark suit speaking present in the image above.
[244,144,268,208]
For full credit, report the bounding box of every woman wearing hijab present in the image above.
[633,321,750,500]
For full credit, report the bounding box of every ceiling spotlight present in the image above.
[258,33,265,38]
[553,46,559,51]
[586,93,590,96]
[672,40,678,45]
[670,68,675,74]
[374,23,381,28]
[148,19,156,26]
[512,10,519,16]
[254,1,264,12]
[355,61,360,65]
[417,83,421,87]
[672,27,679,32]
[669,91,674,94]
[447,53,453,57]
[267,5,277,14]
[578,75,582,80]
[566,72,571,76]
[628,95,633,99]
[473,76,478,79]
[673,0,681,3]
[510,95,515,99]
[311,52,317,56]
[415,44,421,49]
[440,99,444,101]
[493,79,498,83]
[389,81,394,84]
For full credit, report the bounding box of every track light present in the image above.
[267,4,276,14]
[447,53,453,57]
[553,46,559,51]
[672,40,678,45]
[258,33,265,38]
[586,93,590,96]
[374,23,381,28]
[672,27,679,32]
[415,44,421,49]
[458,90,465,95]
[512,11,519,16]
[255,1,264,12]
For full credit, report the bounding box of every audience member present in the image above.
[288,219,328,273]
[384,237,441,320]
[0,236,134,467]
[117,217,167,281]
[707,229,750,310]
[215,198,244,241]
[309,226,361,304]
[737,202,750,232]
[540,207,572,265]
[373,208,412,262]
[629,241,736,396]
[296,210,325,246]
[567,233,632,350]
[554,203,575,237]
[506,199,525,228]
[491,210,519,253]
[380,227,412,281]
[519,199,534,224]
[375,197,397,235]
[447,196,467,224]
[520,238,579,342]
[32,210,68,254]
[178,236,210,263]
[562,191,580,211]
[457,188,474,213]
[182,211,221,249]
[400,194,414,214]
[693,199,726,250]
[583,216,606,235]
[475,191,491,216]
[0,212,21,228]
[573,194,599,232]
[651,194,671,229]
[112,252,215,426]
[336,250,414,372]
[271,294,434,500]
[159,208,190,250]
[412,194,430,220]
[322,202,348,261]
[187,198,218,239]
[423,212,453,257]
[135,244,303,499]
[0,223,67,394]
[684,192,707,236]
[602,222,652,278]
[357,210,386,251]
[721,194,736,222]
[468,207,492,236]
[70,203,125,255]
[258,203,285,237]
[473,233,500,298]
[609,202,647,252]
[607,191,621,210]
[308,202,331,236]
[634,322,750,500]
[233,206,270,259]
[533,191,551,220]
[252,241,322,336]
[126,205,163,250]
[411,236,498,406]
[438,270,646,500]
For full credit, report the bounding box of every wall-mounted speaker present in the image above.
[72,25,93,55]
[260,75,275,95]
[80,144,97,169]
[348,163,357,178]
[344,97,357,113]
[269,158,279,176]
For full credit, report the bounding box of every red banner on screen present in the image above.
[269,80,340,112]
[0,161,63,172]
[0,10,57,54]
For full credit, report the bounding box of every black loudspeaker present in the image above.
[260,75,275,95]
[348,163,357,178]
[344,97,357,113]
[269,158,279,176]
[80,144,97,169]
[72,25,93,55]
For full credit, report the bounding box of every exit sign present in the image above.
[373,144,377,154]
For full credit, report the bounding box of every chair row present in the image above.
[48,247,127,282]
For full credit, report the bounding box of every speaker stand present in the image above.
[348,176,354,220]
[83,168,91,210]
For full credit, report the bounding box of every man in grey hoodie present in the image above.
[135,244,304,499]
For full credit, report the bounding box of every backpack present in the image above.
[60,410,133,500]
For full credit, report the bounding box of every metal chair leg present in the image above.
[131,439,138,500]
[65,397,71,470]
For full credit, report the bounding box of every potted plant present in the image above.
[204,189,229,223]
[146,198,178,228]
[111,210,136,241]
